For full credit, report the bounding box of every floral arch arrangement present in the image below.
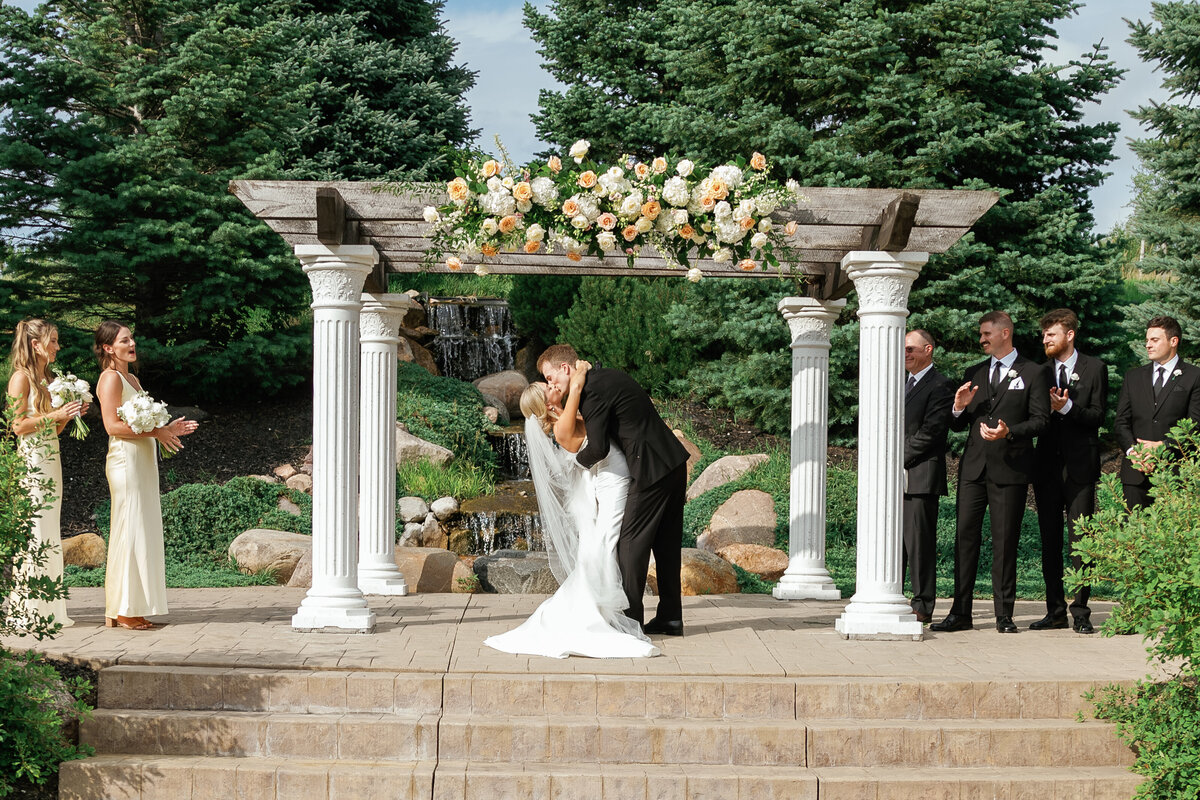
[423,141,804,281]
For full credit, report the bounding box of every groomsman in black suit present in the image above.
[1030,309,1107,635]
[931,311,1050,634]
[902,330,955,624]
[1113,315,1200,510]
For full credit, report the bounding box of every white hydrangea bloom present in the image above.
[480,191,515,217]
[662,176,691,208]
[710,164,744,189]
[530,177,558,207]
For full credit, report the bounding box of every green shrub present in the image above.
[0,649,92,796]
[507,274,580,345]
[397,458,494,504]
[396,361,498,474]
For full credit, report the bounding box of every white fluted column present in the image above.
[773,297,846,601]
[292,244,378,632]
[358,293,410,596]
[836,251,929,640]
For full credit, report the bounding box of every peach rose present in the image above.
[523,240,542,254]
[446,256,462,272]
[597,212,618,230]
[737,258,757,271]
[652,157,668,174]
[641,200,661,220]
[482,160,500,178]
[447,177,470,202]
[784,220,798,236]
[481,244,498,258]
[548,155,563,173]
[709,179,728,200]
[679,223,695,240]
[622,225,639,242]
[750,152,767,171]
[699,193,717,212]
[566,251,583,262]
[562,199,580,217]
[512,181,533,202]
[635,162,651,179]
[578,170,598,189]
[740,216,756,230]
[498,215,519,234]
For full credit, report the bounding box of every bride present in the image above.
[484,361,659,659]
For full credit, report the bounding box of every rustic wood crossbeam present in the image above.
[232,181,998,299]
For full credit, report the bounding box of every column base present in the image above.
[291,605,376,633]
[835,610,923,640]
[358,573,409,596]
[773,573,842,601]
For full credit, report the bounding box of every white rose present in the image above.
[635,216,653,233]
[672,209,689,226]
[569,139,590,162]
[526,223,546,242]
[621,195,643,217]
[474,264,490,277]
[686,268,703,283]
[758,218,772,233]
[516,199,532,213]
[596,231,618,251]
[713,248,733,263]
[734,199,755,220]
[676,159,694,177]
[501,176,514,189]
[786,178,801,195]
[607,166,624,179]
[571,214,590,230]
[751,232,768,249]
[482,217,499,236]
[714,200,732,219]
[486,176,505,193]
[422,206,440,224]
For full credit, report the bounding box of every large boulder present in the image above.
[715,543,788,582]
[273,464,297,481]
[473,550,559,594]
[478,392,511,425]
[228,529,312,584]
[686,454,770,501]
[286,550,313,588]
[431,496,459,520]
[648,548,740,596]
[451,557,479,593]
[399,514,446,549]
[396,422,453,467]
[62,532,105,568]
[673,430,703,482]
[400,335,439,375]
[398,496,431,524]
[473,371,529,420]
[285,473,313,495]
[394,547,458,593]
[697,489,777,553]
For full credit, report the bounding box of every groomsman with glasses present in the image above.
[1114,315,1200,510]
[1030,309,1107,635]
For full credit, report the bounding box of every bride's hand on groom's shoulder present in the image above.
[570,360,592,392]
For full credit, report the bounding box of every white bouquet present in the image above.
[46,366,93,440]
[116,390,173,457]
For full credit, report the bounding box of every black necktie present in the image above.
[990,361,1003,395]
[1154,366,1166,399]
[1058,364,1068,390]
[905,375,916,396]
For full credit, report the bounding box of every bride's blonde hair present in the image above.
[520,383,556,436]
[8,318,56,413]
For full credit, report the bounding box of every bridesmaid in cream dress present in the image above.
[6,319,88,630]
[94,320,198,631]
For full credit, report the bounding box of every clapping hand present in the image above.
[980,419,1009,441]
[158,417,199,454]
[1049,387,1069,412]
[953,381,978,413]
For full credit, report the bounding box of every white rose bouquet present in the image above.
[116,390,173,457]
[46,366,93,440]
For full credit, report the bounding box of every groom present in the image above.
[539,344,690,635]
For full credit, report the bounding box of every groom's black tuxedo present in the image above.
[577,368,689,624]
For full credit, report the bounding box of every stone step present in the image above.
[59,755,436,800]
[81,709,439,762]
[96,664,1115,721]
[59,755,1142,799]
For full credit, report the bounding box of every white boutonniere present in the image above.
[1006,368,1019,381]
[1070,372,1080,382]
[1174,369,1183,378]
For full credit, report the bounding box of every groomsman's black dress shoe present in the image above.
[643,618,684,636]
[929,614,973,632]
[1029,613,1069,631]
[995,616,1018,634]
[1073,618,1096,635]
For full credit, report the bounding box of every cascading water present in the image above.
[490,425,530,480]
[427,297,517,381]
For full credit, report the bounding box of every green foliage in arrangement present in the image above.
[0,0,474,401]
[528,0,1126,436]
[0,401,66,640]
[396,361,499,474]
[391,274,515,302]
[1072,420,1200,799]
[396,458,494,504]
[0,650,92,797]
[1126,1,1200,348]
[558,277,698,394]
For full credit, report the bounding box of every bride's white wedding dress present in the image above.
[484,419,659,659]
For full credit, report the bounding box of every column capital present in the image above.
[778,297,847,349]
[360,293,410,345]
[843,252,929,317]
[296,245,379,309]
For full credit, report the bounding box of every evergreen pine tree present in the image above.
[528,0,1126,434]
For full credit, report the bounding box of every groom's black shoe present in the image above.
[643,618,684,636]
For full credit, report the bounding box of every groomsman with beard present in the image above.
[902,330,955,624]
[1114,315,1200,510]
[1030,309,1107,635]
[931,311,1050,634]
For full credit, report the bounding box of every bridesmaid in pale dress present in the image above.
[6,319,87,630]
[94,320,197,631]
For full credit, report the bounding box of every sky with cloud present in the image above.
[2,0,1167,233]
